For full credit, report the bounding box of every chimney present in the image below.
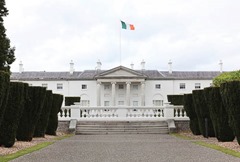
[219,60,223,73]
[130,62,134,69]
[96,59,102,70]
[168,59,172,74]
[70,60,74,74]
[19,61,24,73]
[141,60,145,70]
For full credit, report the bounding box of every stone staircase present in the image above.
[75,121,169,135]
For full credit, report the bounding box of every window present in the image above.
[118,101,124,105]
[155,84,161,89]
[57,83,63,90]
[104,101,110,106]
[153,100,163,106]
[195,83,201,89]
[133,101,138,106]
[104,84,110,90]
[118,84,124,89]
[80,100,90,106]
[42,83,48,88]
[132,85,138,90]
[82,84,87,89]
[179,83,186,89]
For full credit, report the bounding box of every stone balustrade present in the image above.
[58,103,189,121]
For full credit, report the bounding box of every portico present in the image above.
[96,79,146,107]
[95,66,147,107]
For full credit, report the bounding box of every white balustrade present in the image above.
[58,105,188,121]
[174,106,186,118]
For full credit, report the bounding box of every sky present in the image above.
[4,0,240,72]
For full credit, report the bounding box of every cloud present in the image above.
[4,0,240,72]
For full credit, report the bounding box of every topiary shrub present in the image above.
[16,86,46,141]
[34,90,53,137]
[0,82,25,147]
[167,95,184,105]
[0,71,10,127]
[204,87,234,142]
[46,94,63,135]
[192,90,215,138]
[65,96,80,106]
[220,81,240,144]
[183,94,201,135]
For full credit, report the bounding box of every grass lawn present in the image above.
[172,133,240,158]
[0,134,73,162]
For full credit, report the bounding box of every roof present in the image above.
[10,68,221,81]
[160,71,221,80]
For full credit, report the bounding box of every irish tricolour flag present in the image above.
[121,20,135,30]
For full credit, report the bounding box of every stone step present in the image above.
[76,129,169,135]
[76,127,168,131]
[76,131,168,135]
[76,125,167,128]
[75,121,169,135]
[77,121,168,125]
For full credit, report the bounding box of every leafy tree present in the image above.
[0,0,15,72]
[213,70,240,87]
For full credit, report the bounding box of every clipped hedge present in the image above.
[34,90,53,137]
[46,94,63,135]
[65,96,80,106]
[167,95,184,105]
[220,81,240,144]
[204,87,234,142]
[0,82,25,147]
[183,94,201,135]
[213,70,240,87]
[0,71,10,127]
[192,90,215,138]
[16,86,46,141]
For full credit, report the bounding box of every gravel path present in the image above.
[11,134,240,162]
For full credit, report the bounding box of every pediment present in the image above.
[95,66,147,79]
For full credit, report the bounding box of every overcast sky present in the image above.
[4,0,240,72]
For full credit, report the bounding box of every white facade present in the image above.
[10,65,220,107]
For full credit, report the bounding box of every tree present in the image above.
[213,70,240,87]
[0,0,15,72]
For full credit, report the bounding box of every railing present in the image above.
[58,103,188,121]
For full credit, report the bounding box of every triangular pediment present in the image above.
[95,66,147,79]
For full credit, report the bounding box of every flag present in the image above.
[121,20,135,30]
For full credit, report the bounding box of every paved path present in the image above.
[11,134,239,162]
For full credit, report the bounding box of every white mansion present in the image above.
[10,60,221,108]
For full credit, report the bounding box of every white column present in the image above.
[141,82,145,106]
[126,82,131,106]
[97,81,101,106]
[111,82,116,106]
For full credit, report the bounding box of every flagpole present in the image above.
[119,20,122,65]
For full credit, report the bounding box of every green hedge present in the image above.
[46,94,63,135]
[220,81,240,144]
[34,90,53,137]
[0,82,25,147]
[0,71,10,127]
[192,90,215,138]
[167,95,184,105]
[65,96,80,106]
[204,87,234,142]
[213,70,240,87]
[16,86,46,141]
[183,94,201,135]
